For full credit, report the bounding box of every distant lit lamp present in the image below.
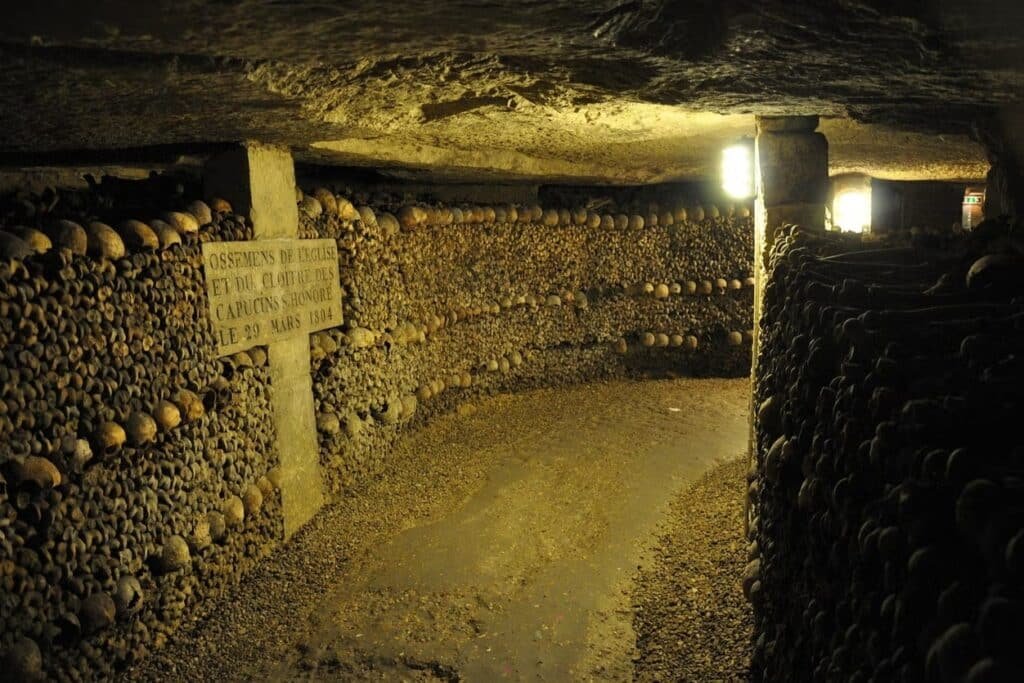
[721,141,754,200]
[833,188,872,233]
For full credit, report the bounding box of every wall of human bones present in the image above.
[0,176,753,679]
[748,222,1024,682]
[297,188,754,495]
[0,179,281,680]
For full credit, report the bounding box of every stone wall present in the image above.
[0,178,283,681]
[296,190,755,496]
[749,221,1024,682]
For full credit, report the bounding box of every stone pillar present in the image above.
[204,141,324,539]
[748,116,828,529]
[976,106,1024,221]
[754,115,828,248]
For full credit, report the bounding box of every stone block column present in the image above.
[748,117,828,529]
[977,106,1024,221]
[754,115,828,251]
[204,141,324,539]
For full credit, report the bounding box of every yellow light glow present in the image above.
[833,189,871,233]
[721,144,754,199]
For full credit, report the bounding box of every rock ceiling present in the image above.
[1,0,1022,183]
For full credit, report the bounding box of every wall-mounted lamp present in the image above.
[833,188,872,233]
[829,174,872,234]
[721,140,755,200]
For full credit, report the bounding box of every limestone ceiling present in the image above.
[1,1,1020,183]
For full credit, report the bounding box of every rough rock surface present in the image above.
[1,1,1014,182]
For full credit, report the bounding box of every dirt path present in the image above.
[632,459,753,682]
[129,378,749,682]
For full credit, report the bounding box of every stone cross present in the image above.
[204,142,327,539]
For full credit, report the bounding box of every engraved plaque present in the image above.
[202,239,342,356]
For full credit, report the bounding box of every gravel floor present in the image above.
[123,378,751,682]
[632,458,754,682]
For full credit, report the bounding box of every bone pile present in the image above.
[298,188,754,495]
[0,175,755,679]
[0,179,280,681]
[749,221,1024,682]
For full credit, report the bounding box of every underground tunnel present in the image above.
[1,1,1023,681]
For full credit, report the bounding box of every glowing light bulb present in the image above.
[833,189,871,233]
[721,144,754,200]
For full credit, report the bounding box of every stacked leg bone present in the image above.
[750,221,1024,682]
[300,190,755,495]
[0,176,280,681]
